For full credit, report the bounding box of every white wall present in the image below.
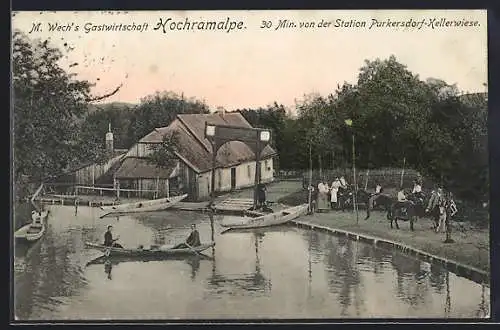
[195,156,275,200]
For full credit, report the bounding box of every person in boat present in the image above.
[173,224,201,249]
[330,177,341,210]
[104,225,123,248]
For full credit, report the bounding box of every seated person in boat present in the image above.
[173,224,201,249]
[104,225,123,248]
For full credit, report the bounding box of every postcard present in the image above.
[11,10,489,321]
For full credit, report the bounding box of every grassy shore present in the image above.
[278,190,490,273]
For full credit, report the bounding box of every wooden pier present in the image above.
[213,198,255,212]
[35,196,120,207]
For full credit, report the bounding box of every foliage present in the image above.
[78,91,210,151]
[282,55,488,202]
[146,132,180,170]
[128,91,209,145]
[13,31,95,180]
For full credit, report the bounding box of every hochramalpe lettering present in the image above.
[153,17,245,34]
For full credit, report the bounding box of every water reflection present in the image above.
[14,204,490,320]
[208,231,271,295]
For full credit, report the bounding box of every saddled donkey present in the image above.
[386,196,426,231]
[337,186,353,211]
[364,193,393,220]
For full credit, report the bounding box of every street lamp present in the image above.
[206,124,216,137]
[254,129,271,210]
[205,124,217,209]
[260,130,271,142]
[345,119,359,225]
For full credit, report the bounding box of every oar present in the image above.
[184,242,201,256]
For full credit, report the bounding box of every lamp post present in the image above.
[205,124,217,209]
[205,123,271,211]
[205,124,217,243]
[255,130,271,210]
[345,119,359,225]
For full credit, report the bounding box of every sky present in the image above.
[12,10,487,111]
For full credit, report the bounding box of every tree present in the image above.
[146,132,180,170]
[13,31,124,181]
[129,91,209,143]
[13,31,92,180]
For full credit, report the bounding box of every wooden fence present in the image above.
[301,168,434,190]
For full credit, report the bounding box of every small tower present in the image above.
[105,123,114,155]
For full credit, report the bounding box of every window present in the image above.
[247,165,251,178]
[218,169,222,189]
[265,159,270,171]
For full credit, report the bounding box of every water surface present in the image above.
[14,204,489,319]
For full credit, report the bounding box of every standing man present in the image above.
[426,186,445,230]
[307,184,317,214]
[444,191,458,243]
[258,183,267,210]
[74,197,79,216]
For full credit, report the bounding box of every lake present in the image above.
[13,204,489,320]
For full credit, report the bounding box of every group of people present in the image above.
[307,175,458,234]
[308,176,350,212]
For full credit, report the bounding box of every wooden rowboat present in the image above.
[86,251,213,266]
[85,241,215,257]
[99,194,188,218]
[14,210,49,242]
[220,204,308,230]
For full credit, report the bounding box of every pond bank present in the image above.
[289,210,489,278]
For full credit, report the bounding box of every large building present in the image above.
[113,112,277,201]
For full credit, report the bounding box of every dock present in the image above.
[214,198,254,211]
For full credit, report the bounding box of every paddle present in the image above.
[184,242,201,257]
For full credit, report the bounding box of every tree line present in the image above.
[13,32,487,203]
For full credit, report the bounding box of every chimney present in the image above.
[105,122,114,155]
[217,106,226,118]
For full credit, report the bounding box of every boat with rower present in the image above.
[220,204,308,230]
[99,194,188,218]
[14,210,49,242]
[85,241,215,257]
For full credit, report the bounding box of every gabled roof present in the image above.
[138,112,276,173]
[114,157,176,179]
